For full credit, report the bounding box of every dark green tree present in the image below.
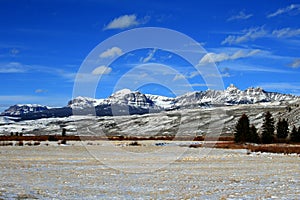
[290,126,300,142]
[261,111,275,143]
[249,124,260,143]
[276,118,289,139]
[234,114,250,143]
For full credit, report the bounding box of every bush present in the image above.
[129,141,141,146]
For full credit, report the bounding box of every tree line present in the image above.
[234,111,300,144]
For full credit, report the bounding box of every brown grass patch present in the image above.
[247,144,300,154]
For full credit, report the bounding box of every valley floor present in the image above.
[0,141,299,199]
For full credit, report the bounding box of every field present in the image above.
[0,141,299,199]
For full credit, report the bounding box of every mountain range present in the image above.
[1,84,298,121]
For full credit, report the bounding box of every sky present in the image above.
[0,0,300,110]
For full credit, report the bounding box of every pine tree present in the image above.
[290,126,300,142]
[234,114,250,143]
[249,124,260,143]
[276,118,289,139]
[261,111,275,144]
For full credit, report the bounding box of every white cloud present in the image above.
[92,65,112,75]
[173,74,186,81]
[289,59,300,68]
[227,11,253,21]
[247,49,261,56]
[222,26,300,45]
[200,53,229,64]
[188,71,200,79]
[272,28,300,38]
[172,71,201,81]
[227,64,292,74]
[231,50,246,60]
[99,47,123,58]
[10,48,20,56]
[104,14,146,30]
[0,62,27,73]
[221,26,267,45]
[142,49,157,63]
[199,49,260,64]
[184,41,206,47]
[267,4,300,18]
[204,73,231,78]
[35,89,48,94]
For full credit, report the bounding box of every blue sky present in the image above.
[0,0,300,109]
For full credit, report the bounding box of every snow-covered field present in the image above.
[0,142,299,199]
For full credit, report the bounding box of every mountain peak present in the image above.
[111,89,135,98]
[226,84,240,92]
[246,86,263,93]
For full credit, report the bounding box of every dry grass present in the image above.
[0,135,299,154]
[214,142,300,154]
[0,135,234,142]
[247,144,300,154]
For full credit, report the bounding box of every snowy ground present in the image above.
[0,141,299,199]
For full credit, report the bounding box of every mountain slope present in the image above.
[1,100,299,136]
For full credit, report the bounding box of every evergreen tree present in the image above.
[249,124,260,143]
[234,114,249,143]
[261,111,275,143]
[290,126,300,142]
[276,118,289,139]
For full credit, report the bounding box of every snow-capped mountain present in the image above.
[2,104,49,116]
[1,85,298,120]
[68,89,173,110]
[68,96,104,109]
[105,89,157,108]
[174,84,295,107]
